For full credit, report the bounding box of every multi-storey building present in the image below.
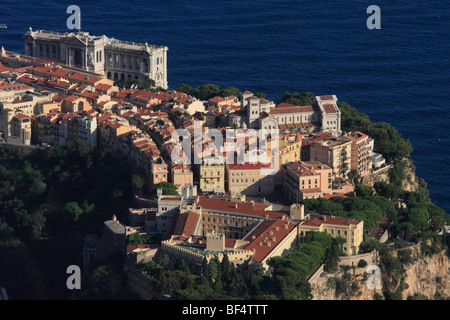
[290,204,364,256]
[10,113,31,145]
[309,137,352,177]
[24,28,168,88]
[343,131,371,177]
[315,95,342,136]
[284,161,333,201]
[171,163,194,193]
[0,82,35,103]
[237,92,342,137]
[275,133,302,166]
[226,162,277,196]
[196,158,225,193]
[241,91,275,129]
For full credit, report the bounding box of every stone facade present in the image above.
[24,28,168,88]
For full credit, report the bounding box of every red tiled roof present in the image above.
[244,219,296,263]
[126,244,157,254]
[322,103,337,114]
[173,211,199,237]
[271,103,314,114]
[301,214,362,227]
[227,162,273,171]
[318,95,334,101]
[196,197,288,219]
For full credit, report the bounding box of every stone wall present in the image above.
[361,164,392,187]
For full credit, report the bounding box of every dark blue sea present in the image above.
[1,0,449,213]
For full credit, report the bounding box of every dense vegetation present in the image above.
[133,231,341,300]
[338,102,413,162]
[302,195,397,232]
[0,143,134,299]
[175,83,244,101]
[280,91,316,106]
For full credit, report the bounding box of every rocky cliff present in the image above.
[310,245,450,300]
[399,245,450,299]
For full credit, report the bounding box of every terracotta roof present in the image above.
[322,103,337,114]
[318,95,334,101]
[227,162,273,171]
[244,219,296,263]
[173,211,199,237]
[13,113,30,119]
[126,244,157,254]
[301,214,362,227]
[270,103,314,114]
[196,197,288,219]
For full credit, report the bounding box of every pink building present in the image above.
[171,163,193,193]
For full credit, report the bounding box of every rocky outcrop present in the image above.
[310,245,450,300]
[399,245,450,299]
[361,165,391,187]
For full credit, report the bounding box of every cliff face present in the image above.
[310,246,450,300]
[310,264,384,300]
[401,159,419,193]
[400,245,450,299]
[361,165,391,187]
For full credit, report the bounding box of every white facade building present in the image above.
[24,28,168,88]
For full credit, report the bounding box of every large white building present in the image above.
[23,28,168,88]
[237,91,341,136]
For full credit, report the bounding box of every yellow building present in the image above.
[198,158,225,193]
[276,132,302,166]
[291,204,364,256]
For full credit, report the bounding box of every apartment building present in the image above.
[284,161,333,201]
[196,158,225,193]
[309,137,352,177]
[343,131,371,177]
[171,163,194,193]
[226,162,277,196]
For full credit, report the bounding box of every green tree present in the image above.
[132,174,145,195]
[355,184,373,197]
[63,201,83,222]
[191,84,220,100]
[338,149,349,178]
[360,238,380,253]
[220,86,241,98]
[254,92,266,99]
[408,208,429,232]
[151,182,179,197]
[175,83,193,95]
[347,169,360,185]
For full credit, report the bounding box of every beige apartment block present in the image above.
[309,137,352,178]
[284,161,333,202]
[275,132,302,166]
[198,158,225,193]
[226,162,277,196]
[343,131,371,177]
[61,96,92,113]
[152,161,168,186]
